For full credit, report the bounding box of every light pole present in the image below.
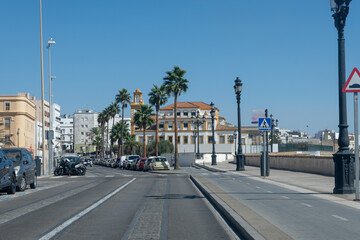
[234,77,245,171]
[331,0,355,194]
[191,110,205,159]
[47,38,55,174]
[193,130,197,157]
[210,102,217,165]
[233,131,237,155]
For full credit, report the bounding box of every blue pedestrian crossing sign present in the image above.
[258,118,271,131]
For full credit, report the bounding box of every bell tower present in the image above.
[130,89,144,134]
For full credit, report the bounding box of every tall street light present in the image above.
[39,0,46,175]
[193,130,197,157]
[233,131,237,155]
[210,102,217,165]
[191,110,205,159]
[331,0,355,194]
[47,38,55,174]
[234,77,245,171]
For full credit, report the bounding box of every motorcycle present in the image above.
[54,158,86,176]
[83,159,93,167]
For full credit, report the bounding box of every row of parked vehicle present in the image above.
[0,148,37,195]
[94,155,171,171]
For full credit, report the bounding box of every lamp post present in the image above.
[331,0,355,194]
[210,102,217,165]
[233,131,237,155]
[191,110,205,159]
[47,38,55,174]
[234,77,245,171]
[193,130,197,157]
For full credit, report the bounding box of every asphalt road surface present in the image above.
[0,166,238,240]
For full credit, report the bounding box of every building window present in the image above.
[5,135,10,143]
[81,125,84,128]
[191,111,196,116]
[159,123,164,129]
[62,129,65,133]
[228,135,234,144]
[177,122,181,130]
[183,122,188,129]
[191,135,196,144]
[199,136,204,144]
[208,136,214,144]
[177,112,181,116]
[81,139,84,143]
[70,136,73,141]
[5,103,10,111]
[139,137,144,144]
[159,136,165,141]
[70,129,73,133]
[183,136,188,144]
[219,135,225,144]
[62,136,65,141]
[184,111,188,117]
[168,136,173,143]
[177,136,180,144]
[168,122,173,130]
[5,118,10,129]
[241,138,246,145]
[81,132,84,135]
[148,136,154,144]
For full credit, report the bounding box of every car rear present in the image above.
[152,157,170,170]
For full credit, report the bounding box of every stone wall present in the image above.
[245,154,335,176]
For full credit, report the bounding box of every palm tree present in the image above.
[133,104,155,157]
[148,84,168,156]
[92,136,102,159]
[163,66,189,169]
[97,111,106,159]
[111,121,130,158]
[103,107,111,157]
[108,102,120,157]
[115,88,131,156]
[125,134,139,155]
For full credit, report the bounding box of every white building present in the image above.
[60,114,73,152]
[131,89,249,155]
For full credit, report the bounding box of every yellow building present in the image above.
[0,93,36,152]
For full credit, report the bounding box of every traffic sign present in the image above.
[343,67,360,92]
[258,118,271,131]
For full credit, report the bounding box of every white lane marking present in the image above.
[281,196,290,199]
[202,173,209,176]
[255,186,262,189]
[212,173,220,176]
[105,175,115,178]
[39,178,136,240]
[267,191,273,193]
[246,183,250,185]
[301,203,313,208]
[332,215,348,221]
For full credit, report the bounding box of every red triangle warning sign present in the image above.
[343,68,360,92]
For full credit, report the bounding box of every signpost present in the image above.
[259,117,271,177]
[343,67,360,200]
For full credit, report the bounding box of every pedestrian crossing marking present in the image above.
[258,118,271,131]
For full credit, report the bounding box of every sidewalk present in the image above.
[196,160,357,202]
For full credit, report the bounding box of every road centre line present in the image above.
[281,196,290,199]
[267,191,273,193]
[39,178,136,240]
[332,215,348,221]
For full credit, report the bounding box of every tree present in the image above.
[163,66,189,169]
[111,121,130,158]
[148,84,168,156]
[125,134,139,155]
[133,104,155,157]
[103,107,112,157]
[147,140,174,156]
[97,111,106,159]
[108,102,120,157]
[115,88,131,156]
[92,136,103,159]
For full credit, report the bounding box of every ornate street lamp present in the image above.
[210,102,217,165]
[191,110,205,159]
[193,130,197,156]
[331,0,355,194]
[233,131,237,155]
[234,77,245,171]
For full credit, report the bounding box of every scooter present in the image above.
[54,158,86,176]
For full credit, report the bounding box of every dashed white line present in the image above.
[246,183,250,185]
[281,196,290,199]
[267,191,273,193]
[255,186,262,189]
[332,215,348,221]
[301,203,313,208]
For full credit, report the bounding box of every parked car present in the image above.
[130,158,140,170]
[148,157,170,171]
[118,156,127,169]
[2,148,37,191]
[123,155,140,170]
[0,149,16,194]
[136,158,147,171]
[143,158,153,172]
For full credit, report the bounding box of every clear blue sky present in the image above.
[1,1,360,136]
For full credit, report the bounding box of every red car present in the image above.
[136,158,147,171]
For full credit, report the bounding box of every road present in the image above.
[185,167,360,240]
[0,166,238,240]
